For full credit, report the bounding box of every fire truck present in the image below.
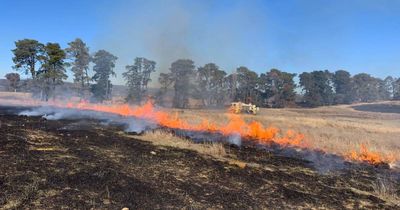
[229,102,260,115]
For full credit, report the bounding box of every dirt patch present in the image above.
[0,106,399,209]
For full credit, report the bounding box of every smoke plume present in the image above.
[95,0,268,86]
[17,104,400,174]
[20,106,156,133]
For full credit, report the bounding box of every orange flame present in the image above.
[1,96,396,166]
[44,100,307,147]
[55,101,396,166]
[346,144,395,165]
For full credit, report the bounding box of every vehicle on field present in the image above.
[229,102,260,115]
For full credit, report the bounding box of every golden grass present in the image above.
[0,91,32,98]
[132,130,259,169]
[135,130,227,159]
[163,101,400,160]
[1,91,398,162]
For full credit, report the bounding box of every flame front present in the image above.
[5,97,396,166]
[58,100,307,147]
[346,144,395,165]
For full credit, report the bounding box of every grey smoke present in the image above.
[261,145,348,174]
[95,0,268,86]
[20,106,351,173]
[19,106,156,133]
[19,105,399,174]
[228,134,242,146]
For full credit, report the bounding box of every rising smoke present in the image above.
[17,105,347,173]
[20,106,156,133]
[17,104,400,174]
[95,0,268,86]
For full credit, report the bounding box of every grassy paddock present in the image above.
[163,101,400,160]
[134,130,227,159]
[0,91,399,160]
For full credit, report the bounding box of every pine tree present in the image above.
[66,38,91,99]
[12,39,44,80]
[90,50,118,102]
[38,43,67,101]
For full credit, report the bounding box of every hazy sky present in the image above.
[1,0,400,85]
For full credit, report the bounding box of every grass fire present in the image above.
[1,93,400,208]
[1,0,400,209]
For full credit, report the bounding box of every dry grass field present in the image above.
[1,107,399,208]
[1,92,400,208]
[0,91,399,161]
[164,101,400,161]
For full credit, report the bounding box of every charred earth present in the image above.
[0,106,399,209]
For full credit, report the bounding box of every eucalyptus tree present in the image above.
[168,59,196,108]
[5,73,20,92]
[123,57,156,103]
[197,63,227,107]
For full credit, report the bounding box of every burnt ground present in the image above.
[352,103,400,114]
[0,106,399,209]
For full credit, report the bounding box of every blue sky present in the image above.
[1,0,400,85]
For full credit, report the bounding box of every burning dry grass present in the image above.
[3,112,398,208]
[0,91,399,166]
[134,130,227,159]
[167,101,400,163]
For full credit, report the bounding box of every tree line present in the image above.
[6,38,400,107]
[10,38,118,102]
